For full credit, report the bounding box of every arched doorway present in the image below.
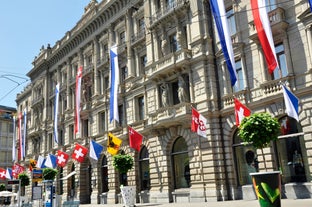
[139,146,150,203]
[275,116,307,183]
[67,164,76,200]
[171,137,190,189]
[79,158,92,204]
[233,130,258,185]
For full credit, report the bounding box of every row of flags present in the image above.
[4,127,144,180]
[234,85,299,126]
[191,85,299,137]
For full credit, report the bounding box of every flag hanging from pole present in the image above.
[191,108,207,138]
[89,140,104,160]
[12,163,24,178]
[57,150,69,168]
[54,83,60,144]
[72,143,88,163]
[251,0,278,74]
[45,154,57,169]
[234,98,251,126]
[36,155,46,169]
[0,168,6,180]
[309,0,312,12]
[107,132,122,155]
[210,0,237,86]
[282,85,299,122]
[75,66,83,135]
[109,45,120,123]
[128,126,143,151]
[12,116,16,162]
[5,168,13,180]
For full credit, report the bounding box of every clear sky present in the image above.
[0,0,91,108]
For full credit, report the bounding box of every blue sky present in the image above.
[0,0,90,107]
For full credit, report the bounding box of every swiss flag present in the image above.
[0,168,6,180]
[57,150,69,168]
[128,126,143,151]
[191,108,207,138]
[234,98,251,126]
[72,143,88,163]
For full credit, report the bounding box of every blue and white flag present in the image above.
[309,0,312,12]
[89,140,104,160]
[54,83,60,144]
[109,45,120,123]
[282,85,299,122]
[22,108,27,159]
[45,154,57,169]
[210,0,237,86]
[5,168,12,180]
[36,155,46,169]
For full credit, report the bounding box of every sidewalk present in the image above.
[80,198,312,207]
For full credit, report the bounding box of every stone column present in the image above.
[93,37,99,96]
[306,25,312,68]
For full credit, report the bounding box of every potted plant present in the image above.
[238,112,281,207]
[113,153,135,207]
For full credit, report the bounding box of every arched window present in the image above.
[101,156,109,192]
[275,116,306,183]
[171,137,190,189]
[139,146,150,190]
[233,130,258,185]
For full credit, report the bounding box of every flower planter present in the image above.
[120,186,136,207]
[250,171,281,207]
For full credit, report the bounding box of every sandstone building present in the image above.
[16,0,312,205]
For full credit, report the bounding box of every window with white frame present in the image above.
[226,8,236,36]
[233,60,245,92]
[169,33,180,53]
[137,96,145,121]
[272,44,288,80]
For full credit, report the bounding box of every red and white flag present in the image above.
[251,0,278,74]
[72,143,88,163]
[128,126,143,151]
[75,66,83,135]
[234,98,251,126]
[57,150,69,168]
[191,108,207,138]
[12,163,25,179]
[0,168,6,180]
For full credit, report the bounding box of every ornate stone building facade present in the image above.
[16,0,312,205]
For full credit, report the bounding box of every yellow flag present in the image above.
[29,159,37,171]
[107,132,122,155]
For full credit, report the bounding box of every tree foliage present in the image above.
[113,154,134,174]
[238,112,280,149]
[43,168,58,181]
[18,173,30,187]
[0,184,5,191]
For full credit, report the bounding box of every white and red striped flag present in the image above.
[18,112,22,161]
[75,66,83,135]
[191,108,207,138]
[251,0,278,74]
[234,98,251,126]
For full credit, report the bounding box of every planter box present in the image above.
[250,171,281,207]
[120,186,136,207]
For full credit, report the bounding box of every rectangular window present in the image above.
[226,8,236,36]
[99,111,106,134]
[121,66,128,82]
[170,34,180,53]
[69,124,74,143]
[233,60,244,92]
[140,55,147,75]
[82,119,89,138]
[265,0,277,12]
[118,105,124,127]
[137,96,145,120]
[273,44,288,80]
[138,18,145,34]
[120,31,126,44]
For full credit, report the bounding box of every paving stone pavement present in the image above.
[80,198,312,207]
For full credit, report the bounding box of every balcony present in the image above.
[149,103,192,128]
[147,49,192,80]
[249,7,289,41]
[150,0,190,28]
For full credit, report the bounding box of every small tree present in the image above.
[18,173,30,187]
[238,112,280,171]
[113,154,134,186]
[0,184,5,191]
[43,168,58,181]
